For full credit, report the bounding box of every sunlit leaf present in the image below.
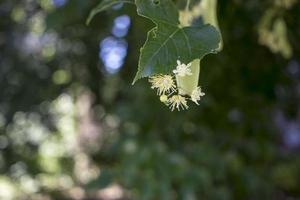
[178,0,223,50]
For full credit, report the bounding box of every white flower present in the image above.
[168,95,189,111]
[149,75,176,95]
[173,60,192,77]
[190,87,205,105]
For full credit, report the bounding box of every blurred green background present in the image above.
[0,0,300,199]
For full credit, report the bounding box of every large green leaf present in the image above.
[133,0,221,83]
[86,0,134,25]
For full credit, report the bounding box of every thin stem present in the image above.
[185,0,191,12]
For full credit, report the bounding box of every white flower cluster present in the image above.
[149,60,205,111]
[173,60,192,77]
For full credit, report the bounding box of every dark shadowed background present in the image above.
[0,0,300,199]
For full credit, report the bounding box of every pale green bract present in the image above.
[86,0,221,84]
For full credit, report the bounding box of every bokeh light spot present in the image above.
[52,70,71,85]
[112,15,131,38]
[52,0,68,8]
[99,37,128,74]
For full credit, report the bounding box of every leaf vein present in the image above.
[180,29,192,57]
[145,28,181,71]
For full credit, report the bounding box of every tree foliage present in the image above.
[0,0,300,199]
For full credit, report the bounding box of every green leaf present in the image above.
[86,170,113,189]
[86,0,134,25]
[133,0,221,83]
